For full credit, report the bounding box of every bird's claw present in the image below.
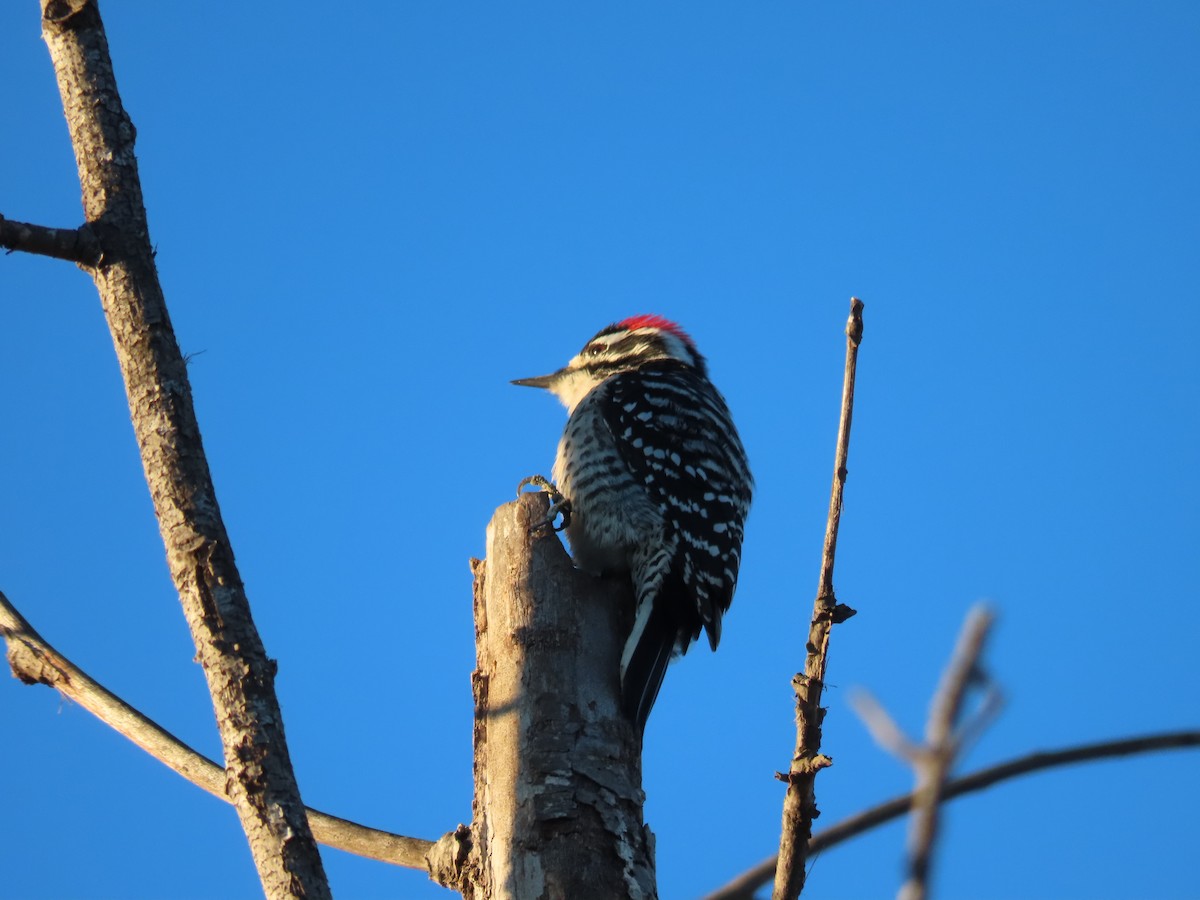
[516,473,555,499]
[516,474,572,533]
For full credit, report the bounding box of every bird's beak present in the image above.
[511,372,560,390]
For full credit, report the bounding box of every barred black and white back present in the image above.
[513,315,753,733]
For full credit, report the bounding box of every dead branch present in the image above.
[465,492,656,899]
[871,606,999,900]
[0,214,101,264]
[32,2,328,894]
[772,297,864,900]
[704,728,1200,900]
[0,589,449,877]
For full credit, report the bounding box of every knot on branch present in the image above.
[774,754,834,784]
[43,0,91,25]
[814,593,856,625]
[790,671,820,693]
[7,642,59,687]
[832,603,857,624]
[790,673,827,711]
[426,824,473,890]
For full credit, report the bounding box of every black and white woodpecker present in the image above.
[513,315,752,734]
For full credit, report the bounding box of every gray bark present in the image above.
[37,2,329,895]
[467,493,657,899]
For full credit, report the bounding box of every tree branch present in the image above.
[0,589,449,878]
[772,297,864,900]
[704,729,1200,900]
[35,2,328,894]
[893,606,998,900]
[0,213,102,264]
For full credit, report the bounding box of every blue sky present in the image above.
[2,3,1198,898]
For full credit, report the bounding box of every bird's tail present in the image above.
[620,596,679,735]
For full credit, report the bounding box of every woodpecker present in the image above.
[513,315,752,733]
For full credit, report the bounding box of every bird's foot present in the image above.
[516,474,572,533]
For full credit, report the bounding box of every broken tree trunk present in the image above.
[467,492,657,900]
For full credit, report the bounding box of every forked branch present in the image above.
[852,606,1001,900]
[704,728,1200,900]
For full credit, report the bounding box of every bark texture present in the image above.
[38,2,329,896]
[468,493,657,900]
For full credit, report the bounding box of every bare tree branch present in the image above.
[894,606,997,900]
[704,729,1200,900]
[772,297,864,900]
[0,590,446,876]
[849,690,921,763]
[0,214,101,264]
[34,2,328,894]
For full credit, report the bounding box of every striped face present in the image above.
[512,315,706,413]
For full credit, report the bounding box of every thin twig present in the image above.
[772,298,864,900]
[0,590,438,874]
[703,729,1200,900]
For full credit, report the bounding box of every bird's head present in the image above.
[512,315,705,413]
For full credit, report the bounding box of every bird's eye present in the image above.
[586,342,607,357]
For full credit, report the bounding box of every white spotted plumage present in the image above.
[513,315,752,733]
